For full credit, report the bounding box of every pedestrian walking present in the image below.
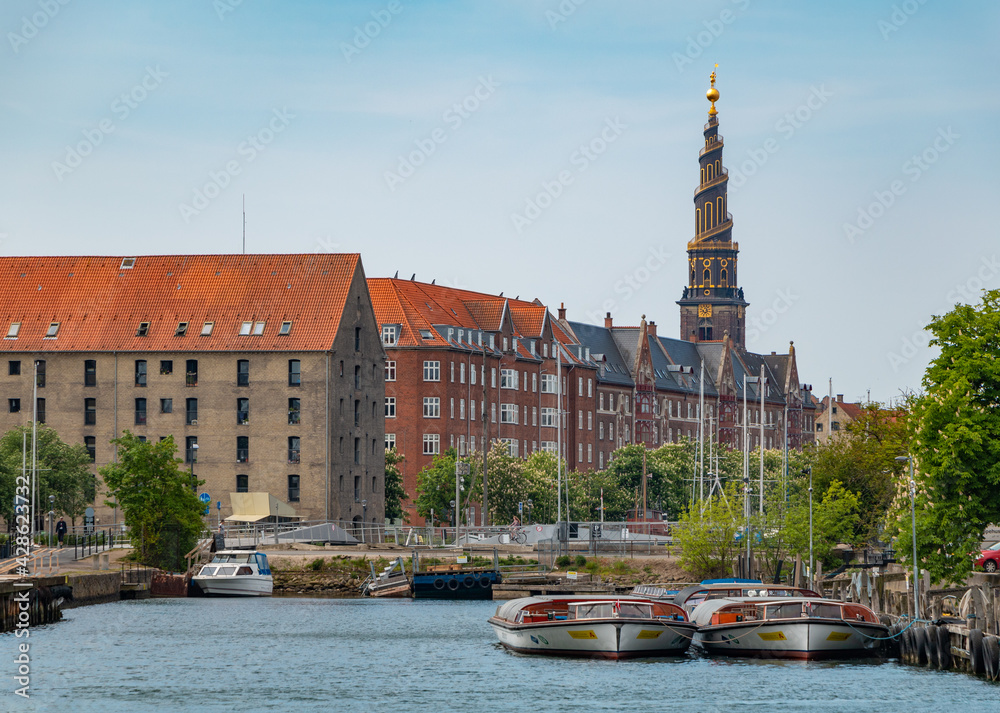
[56,517,68,547]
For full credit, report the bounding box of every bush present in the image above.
[612,559,629,574]
[307,557,326,571]
[556,555,571,568]
[574,555,587,567]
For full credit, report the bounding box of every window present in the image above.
[450,362,455,383]
[385,361,396,381]
[135,398,147,425]
[832,422,840,432]
[460,362,466,383]
[6,322,20,339]
[253,321,265,335]
[36,360,46,387]
[588,411,593,430]
[588,444,593,463]
[423,361,440,381]
[237,398,249,425]
[491,403,496,423]
[9,398,20,413]
[237,360,249,386]
[354,437,360,464]
[45,322,59,338]
[423,434,440,455]
[354,327,361,351]
[500,369,518,390]
[450,398,454,419]
[287,474,300,502]
[185,436,198,463]
[588,379,593,397]
[578,377,583,395]
[381,324,397,345]
[419,329,434,340]
[578,410,583,429]
[236,436,249,463]
[136,322,150,337]
[460,400,466,420]
[385,433,396,450]
[279,321,292,335]
[500,403,518,424]
[500,438,518,457]
[541,407,558,427]
[541,441,556,453]
[186,359,198,386]
[354,364,361,390]
[135,360,147,387]
[288,437,300,464]
[84,360,97,386]
[160,398,172,414]
[201,321,214,336]
[354,475,361,501]
[160,360,173,375]
[540,374,557,393]
[288,360,301,386]
[288,398,300,425]
[84,398,96,425]
[186,398,198,425]
[532,407,537,426]
[423,397,440,418]
[354,399,361,426]
[599,422,605,440]
[532,373,537,392]
[85,436,96,462]
[176,322,188,336]
[236,474,249,493]
[9,360,20,375]
[36,398,45,423]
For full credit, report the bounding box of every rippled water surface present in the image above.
[5,597,999,712]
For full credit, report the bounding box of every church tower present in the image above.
[678,69,748,347]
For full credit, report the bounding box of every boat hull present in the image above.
[192,575,273,597]
[694,619,888,660]
[490,618,696,659]
[412,570,498,600]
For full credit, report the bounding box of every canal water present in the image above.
[5,597,998,712]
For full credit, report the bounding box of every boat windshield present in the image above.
[198,566,217,576]
[570,602,652,619]
[765,601,844,620]
[211,553,251,564]
[215,566,237,576]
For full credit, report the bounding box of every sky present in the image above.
[1,0,998,404]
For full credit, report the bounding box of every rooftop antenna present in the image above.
[242,194,246,254]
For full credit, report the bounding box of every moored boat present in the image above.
[634,579,821,616]
[690,596,888,660]
[192,550,273,597]
[489,595,697,659]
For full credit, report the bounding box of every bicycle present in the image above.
[509,527,527,545]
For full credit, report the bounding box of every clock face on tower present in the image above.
[698,304,713,318]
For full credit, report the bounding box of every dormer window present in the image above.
[381,325,397,346]
[6,322,20,339]
[120,257,136,269]
[176,322,188,336]
[252,321,265,336]
[419,329,434,340]
[240,321,252,336]
[279,321,292,335]
[136,322,150,337]
[45,322,60,338]
[201,322,214,336]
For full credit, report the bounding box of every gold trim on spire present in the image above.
[707,64,719,117]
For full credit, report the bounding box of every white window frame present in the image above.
[540,374,557,393]
[381,324,397,346]
[541,441,557,454]
[385,397,397,418]
[422,434,440,455]
[500,369,518,390]
[500,403,518,424]
[423,397,441,418]
[423,361,440,382]
[540,407,557,427]
[385,433,396,450]
[385,361,396,381]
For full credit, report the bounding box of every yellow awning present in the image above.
[225,492,299,522]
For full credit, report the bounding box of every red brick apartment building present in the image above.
[0,254,385,526]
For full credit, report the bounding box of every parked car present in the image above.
[974,541,1000,573]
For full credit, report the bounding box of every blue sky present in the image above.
[2,0,998,403]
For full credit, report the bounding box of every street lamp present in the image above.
[895,455,920,620]
[526,499,533,524]
[189,442,199,491]
[805,466,813,588]
[361,499,368,544]
[48,495,55,546]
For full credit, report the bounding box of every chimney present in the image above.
[836,394,844,403]
[604,312,613,329]
[647,321,657,338]
[558,302,566,320]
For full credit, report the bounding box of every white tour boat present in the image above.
[690,596,888,660]
[192,550,273,597]
[489,595,697,659]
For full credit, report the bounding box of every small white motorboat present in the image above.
[192,551,273,597]
[690,596,888,660]
[489,595,697,659]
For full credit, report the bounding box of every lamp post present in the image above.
[361,499,368,544]
[895,455,919,620]
[526,499,533,525]
[189,442,199,491]
[48,495,55,546]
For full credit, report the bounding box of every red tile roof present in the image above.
[0,254,361,352]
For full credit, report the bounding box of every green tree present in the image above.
[414,449,481,526]
[783,480,861,569]
[384,448,407,521]
[0,425,95,527]
[99,432,205,571]
[894,290,1000,581]
[673,482,743,579]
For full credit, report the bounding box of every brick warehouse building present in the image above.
[0,254,385,526]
